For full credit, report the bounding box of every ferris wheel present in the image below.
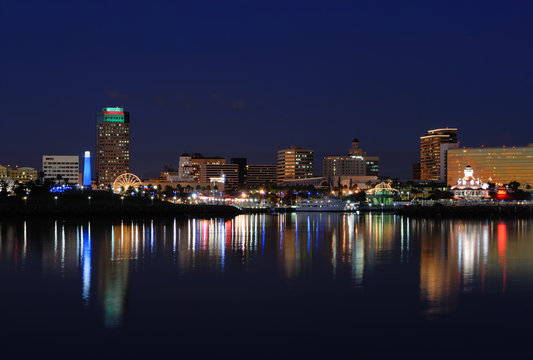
[113,173,142,193]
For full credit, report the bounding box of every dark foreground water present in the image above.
[1,213,532,359]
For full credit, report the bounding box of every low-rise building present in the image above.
[42,155,80,184]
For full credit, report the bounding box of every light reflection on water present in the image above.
[1,214,533,327]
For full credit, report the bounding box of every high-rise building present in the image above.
[96,107,130,186]
[277,146,314,183]
[420,128,457,181]
[447,145,533,186]
[42,155,80,184]
[412,163,421,180]
[177,153,194,181]
[245,164,277,186]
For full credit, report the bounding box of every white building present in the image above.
[42,155,80,184]
[178,153,194,181]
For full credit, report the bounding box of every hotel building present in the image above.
[277,146,314,184]
[447,145,533,186]
[323,138,380,179]
[420,128,458,181]
[42,155,80,184]
[190,154,225,182]
[199,164,239,191]
[96,107,130,186]
[0,165,37,184]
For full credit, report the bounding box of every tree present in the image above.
[508,181,520,191]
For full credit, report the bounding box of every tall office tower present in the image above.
[42,155,80,184]
[420,128,457,181]
[96,107,130,186]
[83,151,92,189]
[230,158,247,186]
[277,146,314,184]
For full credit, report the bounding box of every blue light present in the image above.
[50,185,73,193]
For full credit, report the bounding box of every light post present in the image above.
[173,196,177,204]
[54,196,58,207]
[88,196,91,206]
[151,196,154,206]
[121,196,124,206]
[23,196,27,206]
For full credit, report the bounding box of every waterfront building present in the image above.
[96,107,130,186]
[190,154,225,182]
[245,164,277,187]
[323,138,380,181]
[42,155,80,184]
[277,146,314,184]
[420,128,458,181]
[199,164,239,191]
[447,145,533,186]
[0,165,37,183]
[177,153,194,181]
[366,181,399,205]
[450,165,489,199]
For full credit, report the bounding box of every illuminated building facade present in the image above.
[447,145,533,186]
[199,164,239,191]
[450,165,489,199]
[96,107,130,186]
[420,128,458,181]
[0,165,37,183]
[177,153,194,181]
[190,154,225,182]
[277,146,314,184]
[42,155,79,184]
[323,138,379,180]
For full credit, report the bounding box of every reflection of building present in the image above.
[420,128,458,181]
[42,155,80,184]
[447,145,533,186]
[96,107,130,186]
[277,146,314,183]
[450,166,489,199]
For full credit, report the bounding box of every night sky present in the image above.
[2,1,533,178]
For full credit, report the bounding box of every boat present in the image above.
[294,197,351,212]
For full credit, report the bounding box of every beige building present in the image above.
[199,163,239,191]
[277,146,314,184]
[0,165,38,183]
[447,145,533,186]
[420,128,457,181]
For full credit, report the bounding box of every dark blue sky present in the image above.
[2,0,533,178]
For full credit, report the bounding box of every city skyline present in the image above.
[2,1,533,178]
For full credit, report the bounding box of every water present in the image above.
[1,213,532,359]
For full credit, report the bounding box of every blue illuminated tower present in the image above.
[83,151,92,189]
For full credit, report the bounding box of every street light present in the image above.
[121,196,124,206]
[22,196,27,206]
[151,196,154,205]
[54,196,58,207]
[88,196,91,206]
[173,196,177,204]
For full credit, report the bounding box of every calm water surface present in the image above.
[1,213,533,359]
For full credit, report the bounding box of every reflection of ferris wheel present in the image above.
[113,173,142,193]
